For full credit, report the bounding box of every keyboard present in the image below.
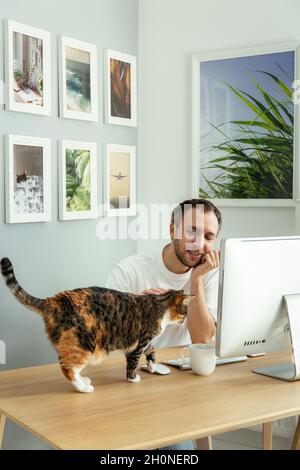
[162,355,247,370]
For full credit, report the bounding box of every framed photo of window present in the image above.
[5,20,51,115]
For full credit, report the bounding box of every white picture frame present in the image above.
[192,43,300,207]
[59,140,98,221]
[5,134,51,223]
[104,144,136,216]
[5,19,51,116]
[104,49,137,127]
[59,36,98,122]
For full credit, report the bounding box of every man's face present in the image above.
[171,208,219,268]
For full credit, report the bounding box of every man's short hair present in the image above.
[171,199,222,230]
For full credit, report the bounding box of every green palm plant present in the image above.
[66,149,91,211]
[199,70,293,199]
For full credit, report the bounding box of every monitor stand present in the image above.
[252,293,300,381]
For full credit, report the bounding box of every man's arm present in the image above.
[187,251,219,343]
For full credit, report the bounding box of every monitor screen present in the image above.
[216,236,300,359]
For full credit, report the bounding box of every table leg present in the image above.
[263,422,272,450]
[195,436,212,450]
[0,413,6,449]
[291,416,300,450]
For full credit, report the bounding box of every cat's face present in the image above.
[161,293,195,329]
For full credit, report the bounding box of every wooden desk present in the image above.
[0,349,299,450]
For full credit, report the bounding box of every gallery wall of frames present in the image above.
[3,19,137,224]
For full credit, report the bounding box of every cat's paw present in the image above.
[72,380,94,393]
[82,376,91,385]
[127,374,141,383]
[83,383,94,393]
[147,360,157,373]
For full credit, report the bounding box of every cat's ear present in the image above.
[182,294,196,305]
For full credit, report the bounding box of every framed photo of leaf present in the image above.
[59,140,97,220]
[192,43,300,206]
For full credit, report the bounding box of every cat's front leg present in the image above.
[144,344,157,373]
[125,346,145,383]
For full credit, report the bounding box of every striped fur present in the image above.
[1,257,194,393]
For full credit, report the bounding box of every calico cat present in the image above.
[1,258,194,393]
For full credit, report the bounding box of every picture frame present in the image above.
[104,144,136,216]
[5,19,51,115]
[59,140,98,221]
[104,49,137,127]
[59,36,98,122]
[5,134,51,223]
[192,43,300,207]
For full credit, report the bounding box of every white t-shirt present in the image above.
[106,251,219,349]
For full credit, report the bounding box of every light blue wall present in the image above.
[0,0,138,449]
[137,0,300,255]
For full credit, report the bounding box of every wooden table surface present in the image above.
[0,348,300,450]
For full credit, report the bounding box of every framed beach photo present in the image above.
[5,20,51,115]
[104,49,137,126]
[5,135,51,223]
[59,140,97,221]
[59,36,98,121]
[104,144,136,216]
[192,43,300,207]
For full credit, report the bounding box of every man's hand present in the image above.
[191,250,220,284]
[139,288,168,295]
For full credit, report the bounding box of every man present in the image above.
[106,198,222,450]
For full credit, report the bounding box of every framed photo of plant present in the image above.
[192,43,300,206]
[5,135,51,223]
[104,49,137,127]
[59,36,98,121]
[5,20,51,115]
[104,144,136,216]
[59,140,98,221]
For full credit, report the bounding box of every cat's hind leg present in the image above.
[56,330,94,393]
[60,363,94,393]
[72,366,94,393]
[81,376,91,385]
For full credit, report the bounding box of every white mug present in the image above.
[181,343,217,376]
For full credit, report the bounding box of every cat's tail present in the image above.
[1,258,46,315]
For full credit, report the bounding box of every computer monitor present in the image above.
[216,236,300,381]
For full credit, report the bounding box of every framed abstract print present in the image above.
[59,36,98,122]
[104,49,137,127]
